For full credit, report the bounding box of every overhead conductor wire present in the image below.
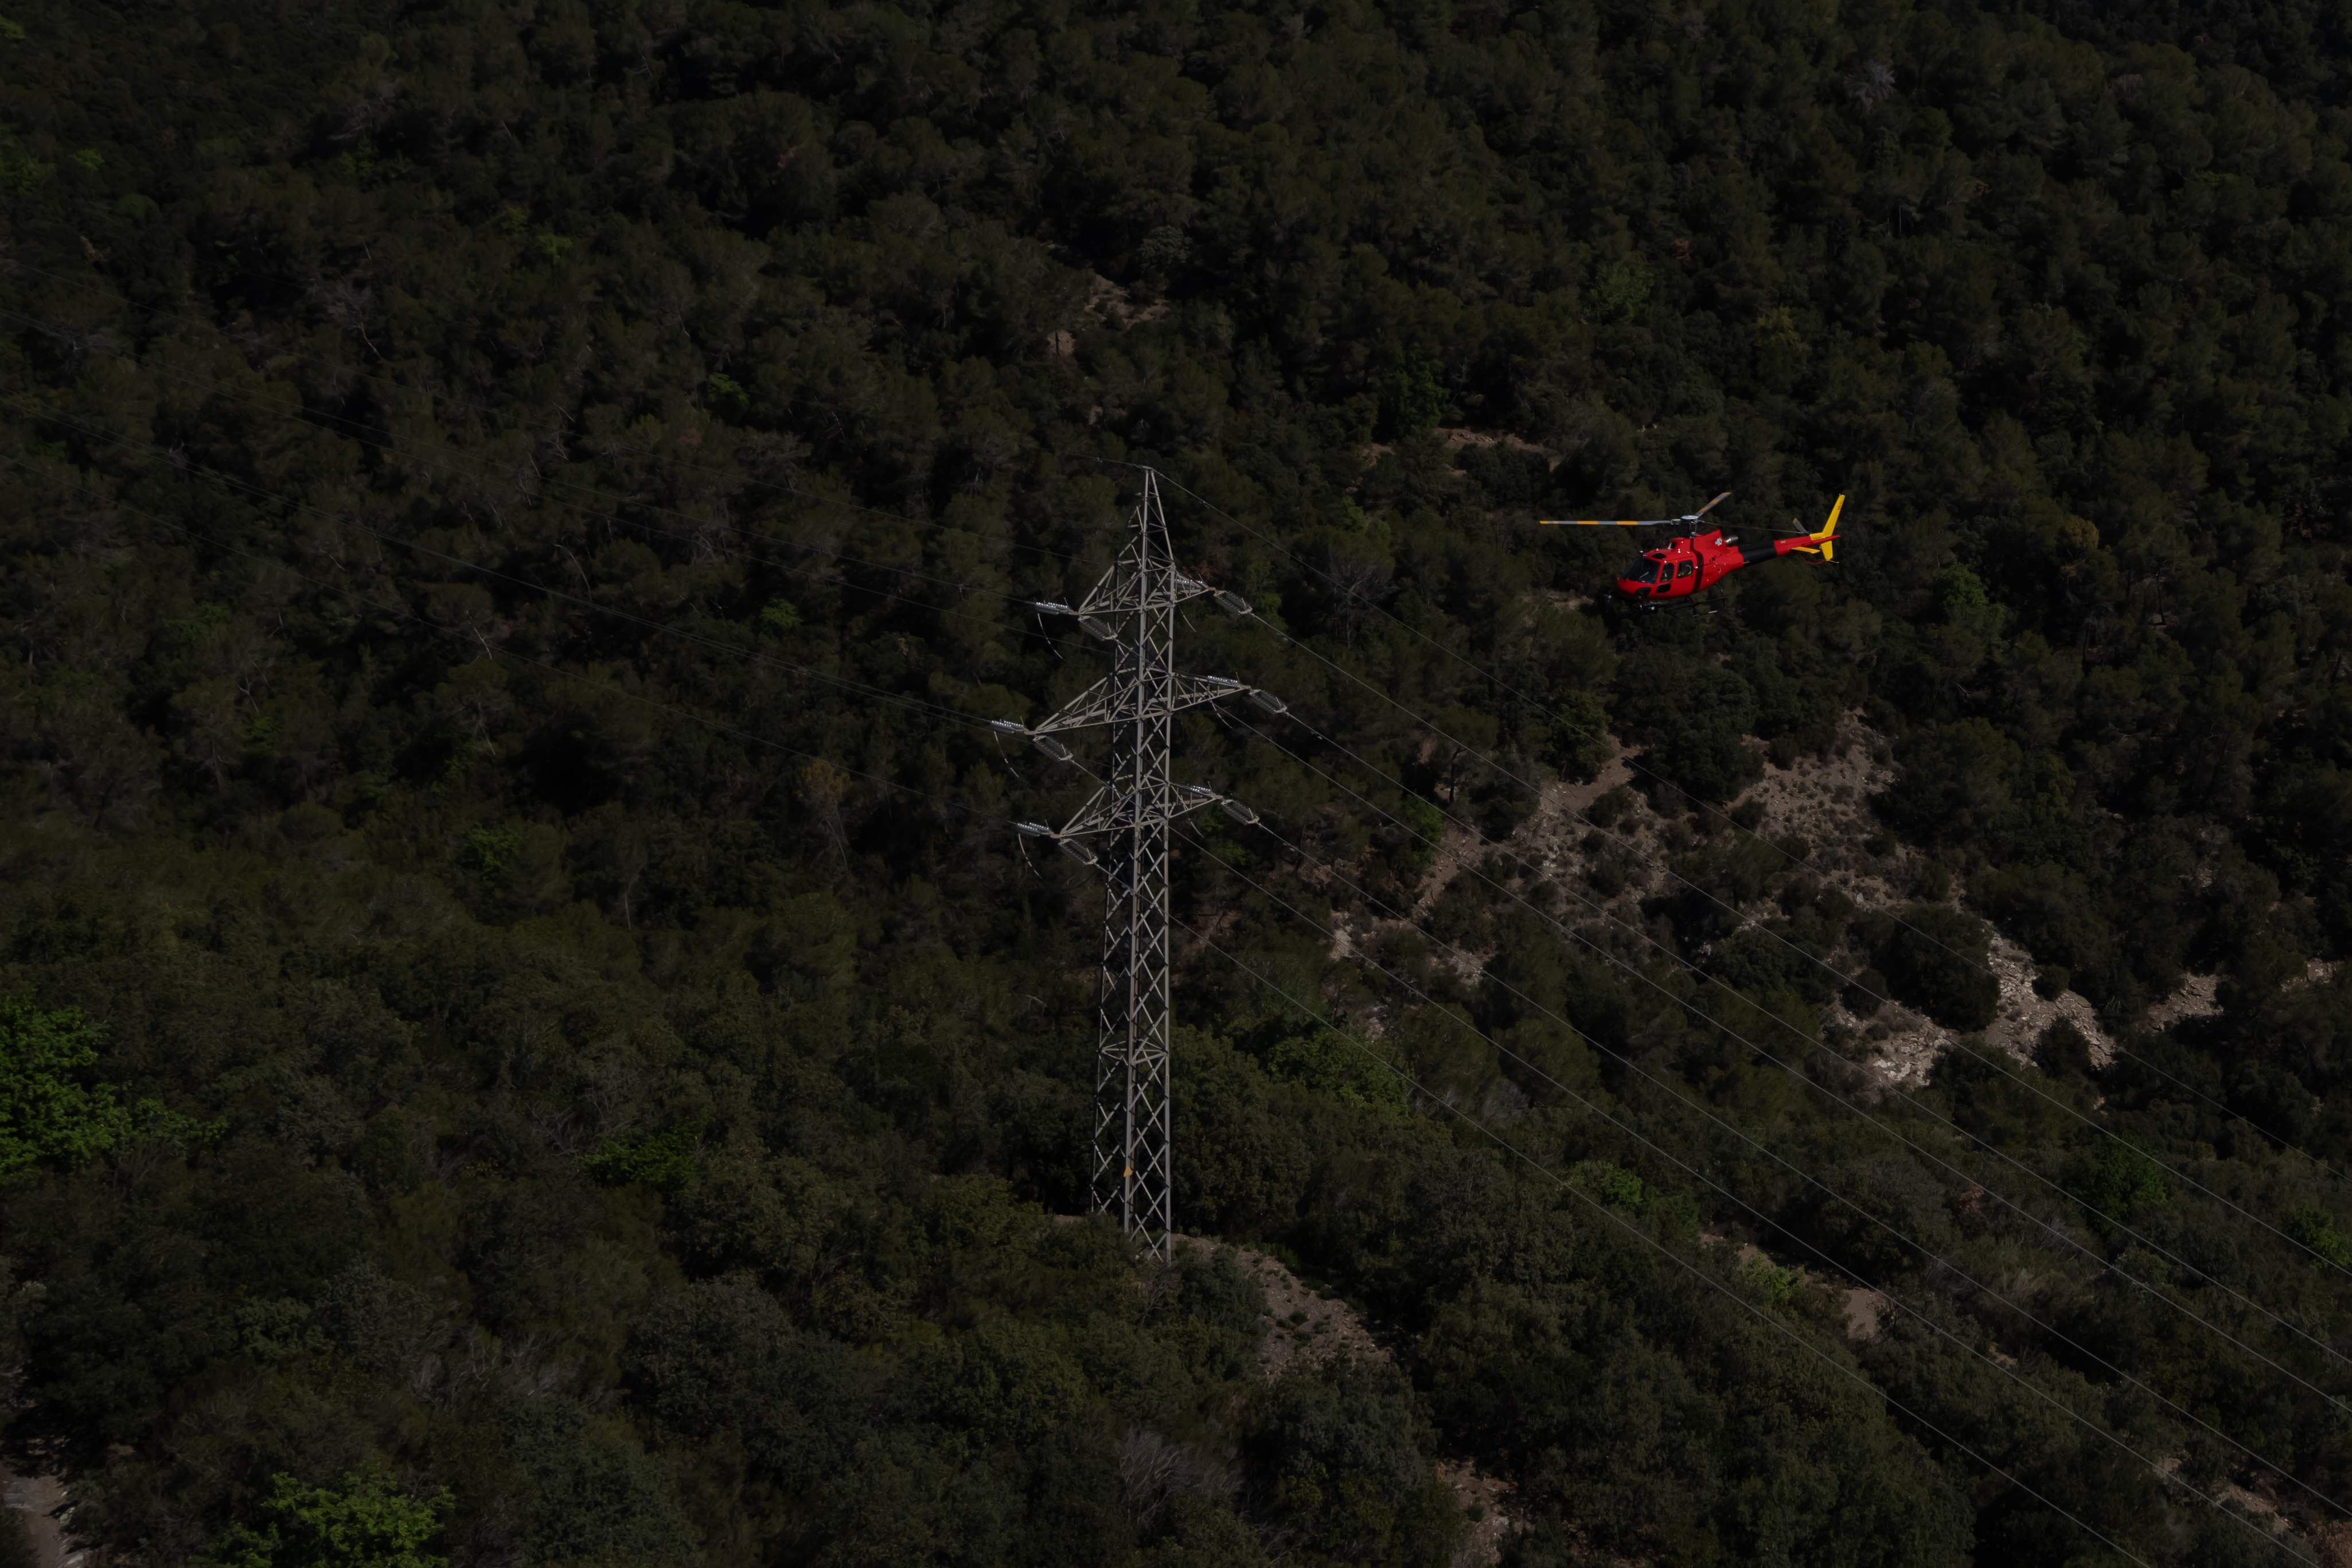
[1169,913,2170,1568]
[1202,685,2352,1410]
[1160,790,2345,1539]
[9,317,2341,1356]
[39,434,2167,1563]
[0,434,2279,1565]
[10,253,2320,1193]
[1195,658,2352,1376]
[1165,809,2324,1558]
[9,293,2347,1439]
[16,373,2341,1402]
[1150,465,2352,1232]
[1156,473,2352,1300]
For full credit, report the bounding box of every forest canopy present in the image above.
[3,0,2352,1564]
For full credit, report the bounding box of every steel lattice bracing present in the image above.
[1088,474,1180,1248]
[1016,469,1250,1258]
[1081,471,1177,1251]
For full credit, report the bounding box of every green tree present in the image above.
[2074,1140,2170,1227]
[11,0,2352,1560]
[582,1122,704,1193]
[1378,349,1448,438]
[2284,1204,2352,1270]
[1263,1028,1409,1115]
[200,1468,451,1568]
[0,994,123,1180]
[1545,691,1615,783]
[1625,662,1762,802]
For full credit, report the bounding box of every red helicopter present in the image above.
[1540,492,1843,606]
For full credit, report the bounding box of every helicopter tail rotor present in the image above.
[1812,494,1843,561]
[1788,494,1844,561]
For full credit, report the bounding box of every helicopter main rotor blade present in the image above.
[1538,490,1733,528]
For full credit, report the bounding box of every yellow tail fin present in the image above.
[1810,494,1844,562]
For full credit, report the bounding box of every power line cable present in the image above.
[92,387,2320,1475]
[258,360,2352,1401]
[1205,700,2352,1407]
[1171,912,2177,1568]
[28,373,2337,1393]
[1149,465,2352,1207]
[1175,814,2327,1557]
[15,257,2319,1188]
[1192,517,2352,1283]
[0,443,2279,1559]
[1171,802,2347,1530]
[15,294,2346,1397]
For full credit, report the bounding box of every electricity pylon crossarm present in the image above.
[1003,469,1271,1258]
[1024,673,1254,735]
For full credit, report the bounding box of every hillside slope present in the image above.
[5,0,2352,1565]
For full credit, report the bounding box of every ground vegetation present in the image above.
[4,0,2352,1563]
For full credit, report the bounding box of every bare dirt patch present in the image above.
[2143,959,2335,1036]
[1083,274,1169,329]
[1179,1239,1520,1565]
[1411,751,1635,918]
[2147,972,2224,1031]
[1336,701,2173,1098]
[1840,996,1945,1087]
[1327,907,1357,964]
[1432,426,1557,463]
[1469,755,1665,926]
[1726,713,2125,1085]
[1729,719,1913,917]
[1437,1458,1515,1567]
[1357,427,1555,475]
[1843,1287,1890,1341]
[1979,928,2113,1067]
[2,1464,75,1568]
[1850,923,2115,1087]
[1213,1244,1388,1382]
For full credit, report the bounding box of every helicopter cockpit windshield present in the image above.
[1621,556,1661,584]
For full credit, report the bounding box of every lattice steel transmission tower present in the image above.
[1003,469,1283,1257]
